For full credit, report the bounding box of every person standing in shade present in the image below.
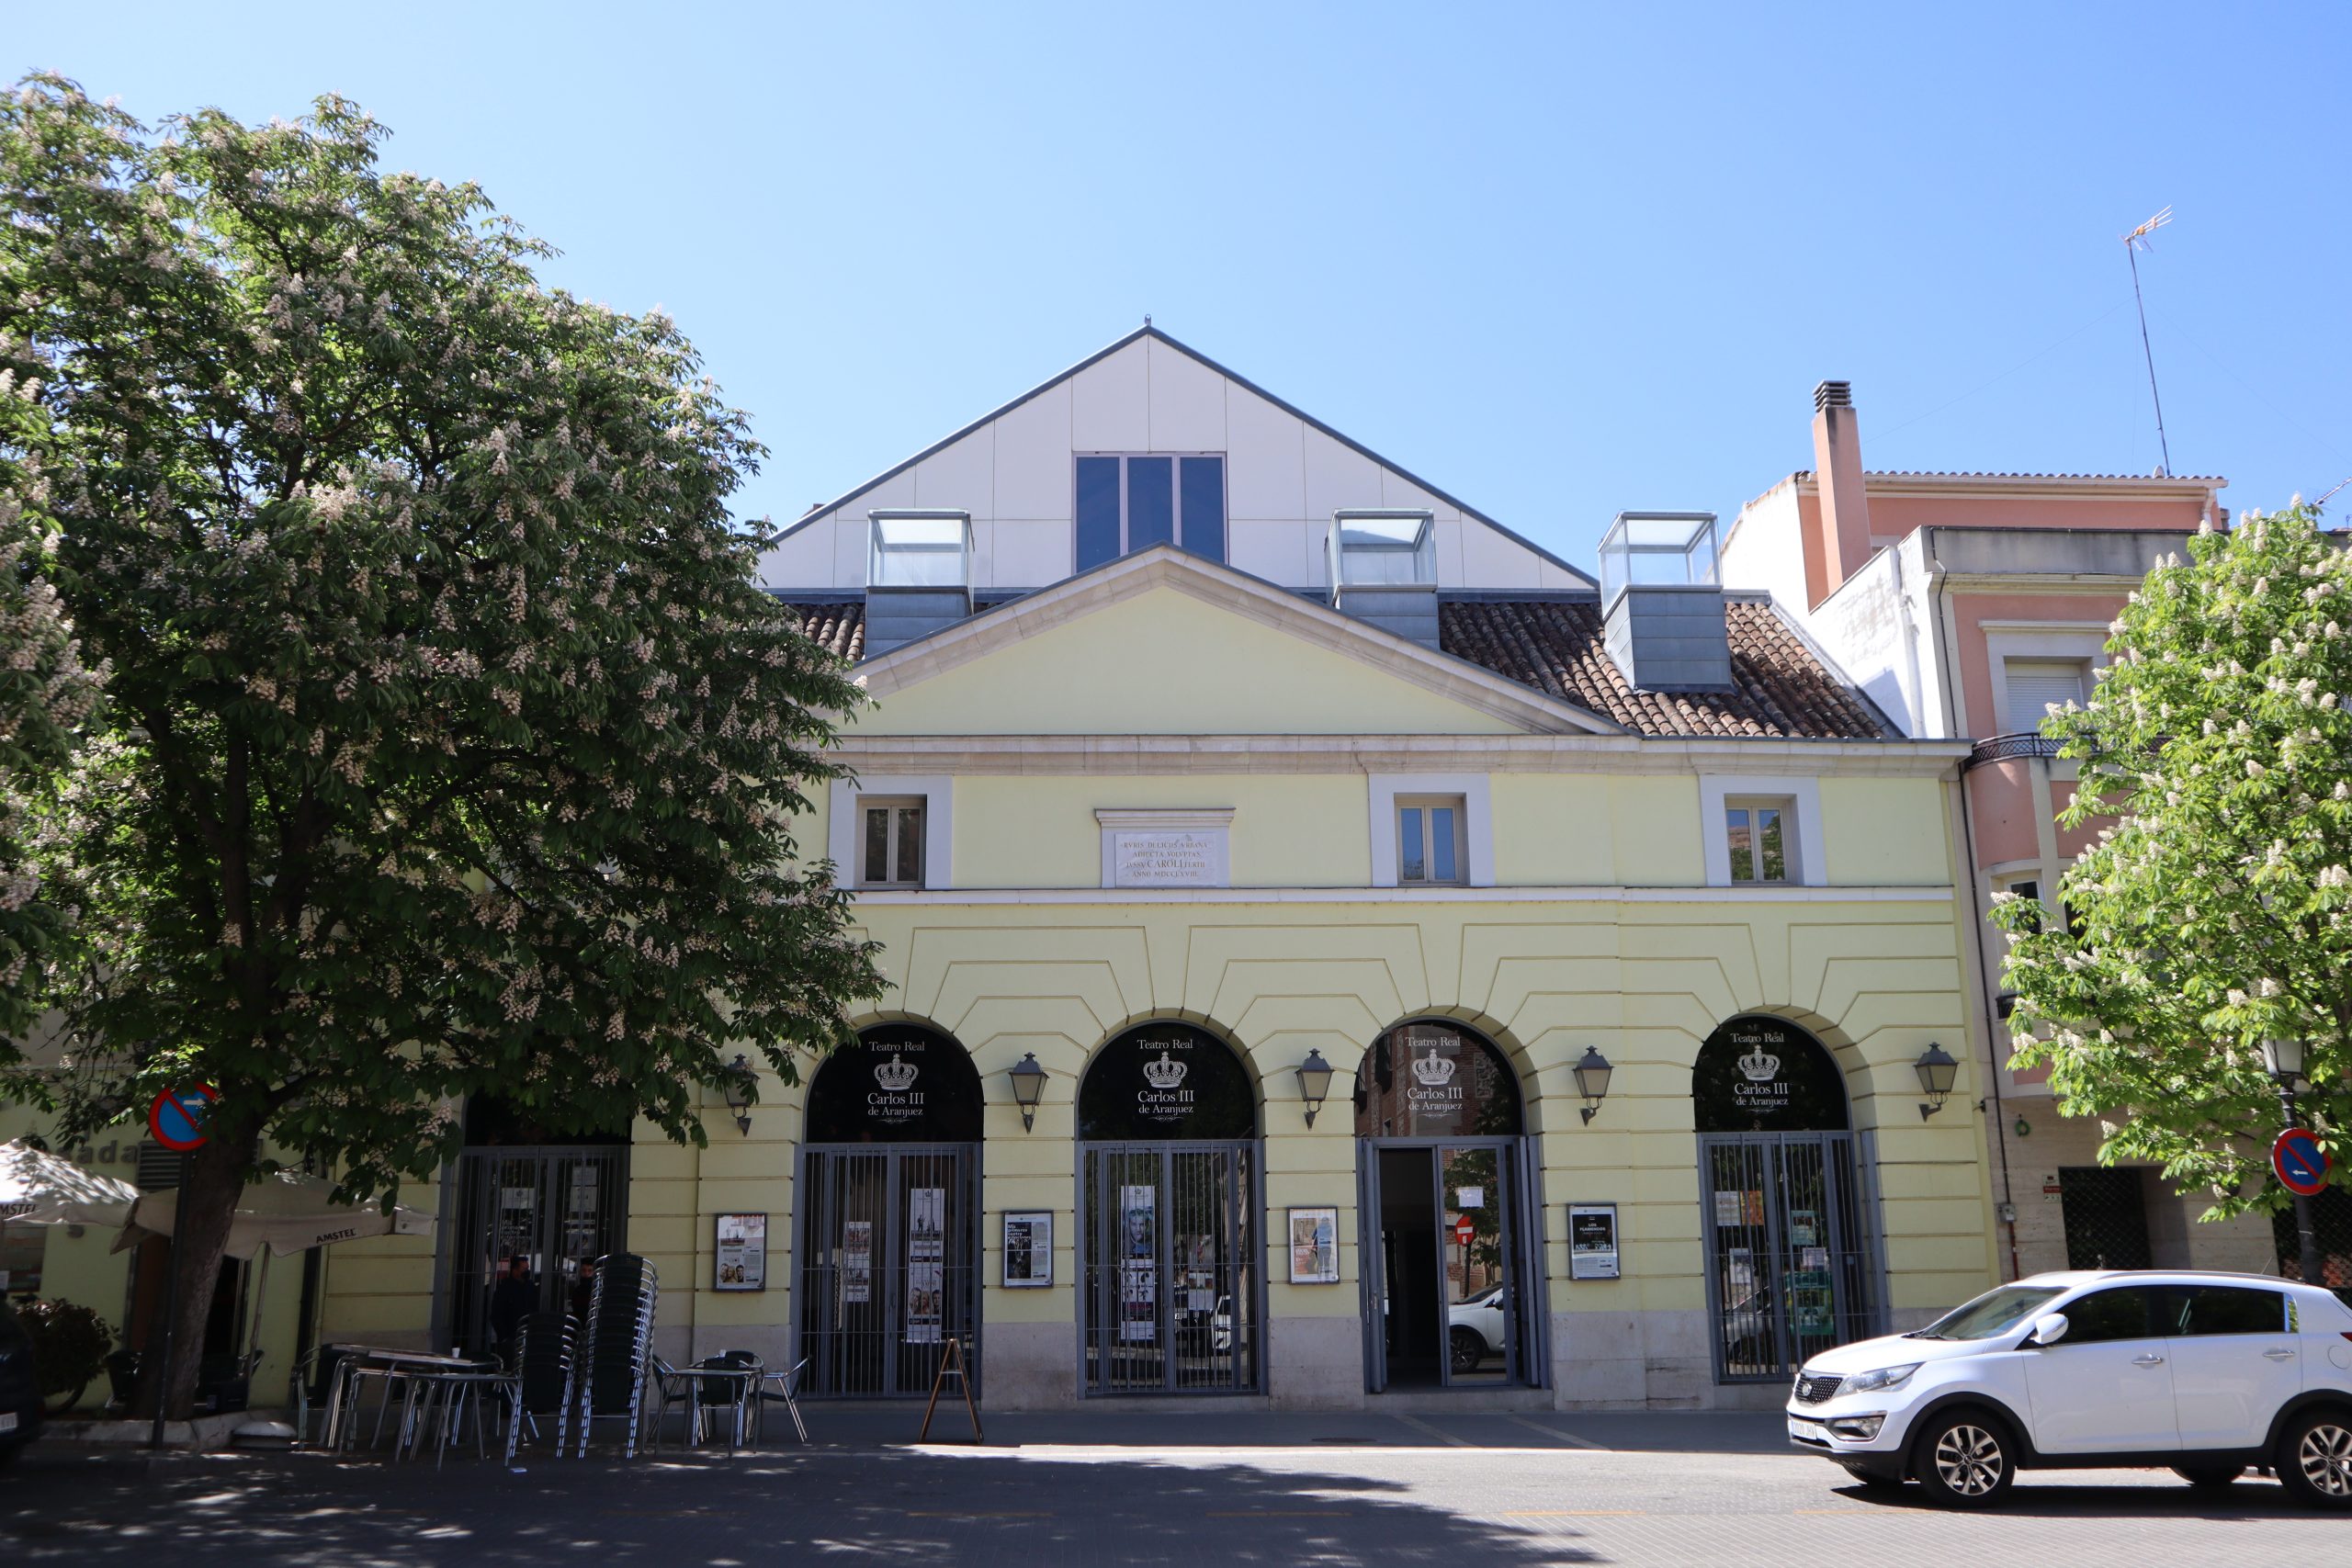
[490,1254,537,1353]
[569,1256,597,1321]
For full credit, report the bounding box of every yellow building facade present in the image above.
[6,329,2001,1416]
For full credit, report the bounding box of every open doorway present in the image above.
[1354,1020,1542,1393]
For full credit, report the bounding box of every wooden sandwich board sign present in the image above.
[916,1335,983,1445]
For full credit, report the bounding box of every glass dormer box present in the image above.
[1329,511,1436,590]
[1598,511,1717,608]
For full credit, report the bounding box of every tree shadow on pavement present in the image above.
[1,1447,1610,1567]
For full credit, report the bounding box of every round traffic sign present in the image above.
[1452,1214,1476,1247]
[2273,1128,2329,1198]
[149,1084,220,1153]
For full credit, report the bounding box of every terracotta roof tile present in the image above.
[1440,599,1888,739]
[785,601,864,661]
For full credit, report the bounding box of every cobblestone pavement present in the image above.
[1,1432,2338,1565]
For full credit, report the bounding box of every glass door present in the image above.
[1438,1143,1515,1387]
[1358,1137,1530,1391]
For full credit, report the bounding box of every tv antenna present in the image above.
[2121,207,2174,477]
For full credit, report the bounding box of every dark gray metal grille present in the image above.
[1700,1132,1874,1383]
[1080,1142,1258,1395]
[447,1145,627,1357]
[795,1144,978,1398]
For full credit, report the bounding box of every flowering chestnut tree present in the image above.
[0,78,882,1416]
[1997,503,2349,1262]
[0,364,104,1038]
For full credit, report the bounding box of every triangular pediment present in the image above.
[849,548,1617,738]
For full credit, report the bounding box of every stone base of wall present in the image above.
[965,1308,1820,1412]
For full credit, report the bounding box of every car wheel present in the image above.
[1839,1464,1905,1494]
[1909,1410,2015,1509]
[2170,1463,2242,1490]
[1449,1326,1485,1374]
[2276,1409,2352,1509]
[0,1440,19,1472]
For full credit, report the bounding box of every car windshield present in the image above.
[1908,1284,2065,1340]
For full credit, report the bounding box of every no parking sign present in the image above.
[149,1084,220,1152]
[2273,1128,2330,1198]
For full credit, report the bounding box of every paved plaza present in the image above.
[1,1410,2336,1566]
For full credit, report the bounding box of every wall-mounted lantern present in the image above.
[721,1054,756,1136]
[1008,1052,1048,1133]
[1914,1043,1959,1120]
[1295,1049,1336,1129]
[1573,1046,1613,1125]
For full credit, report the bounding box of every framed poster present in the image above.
[1002,1210,1052,1288]
[1287,1205,1340,1284]
[1567,1202,1619,1280]
[714,1212,766,1292]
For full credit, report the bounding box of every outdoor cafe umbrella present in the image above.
[111,1169,434,1259]
[0,1138,141,1229]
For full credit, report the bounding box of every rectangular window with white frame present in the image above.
[858,796,926,889]
[1991,871,2044,935]
[2001,658,2091,734]
[1724,796,1795,885]
[1396,795,1466,886]
[1698,775,1826,889]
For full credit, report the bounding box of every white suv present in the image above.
[1785,1269,2352,1508]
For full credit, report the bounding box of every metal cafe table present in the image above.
[317,1347,498,1453]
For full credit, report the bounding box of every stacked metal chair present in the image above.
[561,1252,658,1459]
[503,1311,576,1464]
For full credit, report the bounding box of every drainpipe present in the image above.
[1928,533,2023,1282]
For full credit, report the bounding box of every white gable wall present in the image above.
[757,334,1587,595]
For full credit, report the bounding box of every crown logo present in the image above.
[1411,1053,1456,1087]
[873,1054,920,1092]
[1737,1047,1781,1082]
[1142,1050,1189,1089]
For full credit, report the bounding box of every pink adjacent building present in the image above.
[1721,381,2280,1280]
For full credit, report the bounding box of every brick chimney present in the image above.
[1808,380,1873,604]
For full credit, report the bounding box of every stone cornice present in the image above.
[832,732,1969,778]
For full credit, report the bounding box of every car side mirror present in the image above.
[2028,1312,2070,1348]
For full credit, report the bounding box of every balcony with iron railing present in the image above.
[1964,731,2067,771]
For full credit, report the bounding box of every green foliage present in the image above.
[0,76,883,1202]
[15,1296,114,1402]
[0,356,104,1038]
[1996,502,2350,1217]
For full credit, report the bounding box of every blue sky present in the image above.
[16,3,2348,569]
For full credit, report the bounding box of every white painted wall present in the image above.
[757,334,1585,594]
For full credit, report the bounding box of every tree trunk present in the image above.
[131,1132,253,1422]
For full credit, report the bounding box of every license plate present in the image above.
[0,1411,16,1434]
[1787,1417,1827,1444]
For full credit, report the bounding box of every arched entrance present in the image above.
[1078,1021,1260,1394]
[1694,1015,1875,1382]
[1352,1019,1544,1391]
[795,1022,983,1397]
